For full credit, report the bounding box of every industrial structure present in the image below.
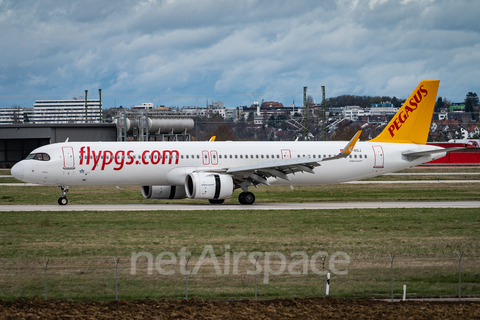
[116,109,194,141]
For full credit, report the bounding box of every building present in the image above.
[33,98,102,124]
[0,108,24,124]
[0,123,116,168]
[132,102,154,110]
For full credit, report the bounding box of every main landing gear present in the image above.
[208,199,225,204]
[58,186,69,205]
[238,192,255,205]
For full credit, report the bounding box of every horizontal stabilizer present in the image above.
[402,147,465,160]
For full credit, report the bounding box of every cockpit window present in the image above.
[26,153,51,161]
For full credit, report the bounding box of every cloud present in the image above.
[0,0,479,109]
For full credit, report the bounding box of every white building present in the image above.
[33,98,102,124]
[0,108,24,124]
[132,102,154,110]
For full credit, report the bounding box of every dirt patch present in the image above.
[1,296,479,319]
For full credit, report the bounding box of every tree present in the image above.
[465,99,474,113]
[465,92,478,114]
[465,92,479,106]
[435,97,444,112]
[267,115,276,128]
[369,97,383,105]
[276,113,287,130]
[210,124,237,141]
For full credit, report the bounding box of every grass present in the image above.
[0,182,479,205]
[0,208,479,300]
[0,166,479,301]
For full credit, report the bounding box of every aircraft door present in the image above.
[62,147,75,170]
[372,146,384,168]
[281,149,291,159]
[202,150,210,165]
[211,150,218,165]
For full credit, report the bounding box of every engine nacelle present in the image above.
[141,185,186,199]
[185,173,234,200]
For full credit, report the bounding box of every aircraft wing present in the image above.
[202,131,362,187]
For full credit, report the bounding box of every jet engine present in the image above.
[141,185,186,199]
[185,173,234,200]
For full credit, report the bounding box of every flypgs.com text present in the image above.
[79,146,179,171]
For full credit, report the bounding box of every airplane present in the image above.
[11,80,460,205]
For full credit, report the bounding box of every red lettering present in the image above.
[142,150,150,165]
[413,90,423,104]
[79,147,85,165]
[91,150,103,170]
[388,124,396,137]
[126,150,134,165]
[114,150,125,171]
[398,111,407,124]
[101,150,113,170]
[404,105,414,119]
[151,150,161,164]
[82,148,180,170]
[163,150,179,164]
[419,85,428,97]
[393,117,401,131]
[409,98,417,109]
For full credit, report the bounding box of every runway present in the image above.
[1,201,480,211]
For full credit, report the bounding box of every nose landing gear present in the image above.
[58,186,69,205]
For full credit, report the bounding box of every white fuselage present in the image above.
[12,140,445,187]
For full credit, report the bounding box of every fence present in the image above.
[1,242,480,301]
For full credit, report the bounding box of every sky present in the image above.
[1,0,479,110]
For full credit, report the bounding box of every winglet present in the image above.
[328,130,362,160]
[342,130,362,156]
[209,136,216,142]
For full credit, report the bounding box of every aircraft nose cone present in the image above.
[11,162,24,181]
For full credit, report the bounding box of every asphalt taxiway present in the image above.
[0,201,479,211]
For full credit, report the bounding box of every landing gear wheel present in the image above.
[238,192,255,205]
[58,185,69,205]
[208,199,225,204]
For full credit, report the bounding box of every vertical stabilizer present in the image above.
[369,80,440,144]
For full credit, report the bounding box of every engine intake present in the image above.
[185,173,234,200]
[141,185,186,199]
